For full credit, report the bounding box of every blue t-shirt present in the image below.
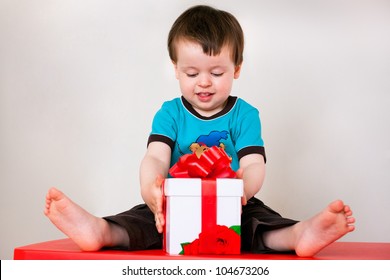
[147,96,266,172]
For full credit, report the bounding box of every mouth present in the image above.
[196,92,214,97]
[196,92,214,102]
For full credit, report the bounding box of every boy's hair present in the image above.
[168,5,244,66]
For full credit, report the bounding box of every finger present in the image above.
[241,195,247,206]
[155,211,165,233]
[155,195,165,232]
[155,190,164,211]
[157,206,165,226]
[236,168,244,179]
[155,174,164,187]
[155,214,162,233]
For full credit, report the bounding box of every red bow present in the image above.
[169,146,236,179]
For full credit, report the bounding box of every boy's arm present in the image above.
[238,153,266,205]
[139,141,171,233]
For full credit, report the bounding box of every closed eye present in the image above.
[186,73,198,78]
[212,72,224,77]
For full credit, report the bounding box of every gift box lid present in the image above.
[164,178,243,197]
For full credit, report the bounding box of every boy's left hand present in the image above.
[236,168,247,206]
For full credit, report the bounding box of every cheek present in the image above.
[178,79,193,94]
[180,78,195,90]
[217,77,233,92]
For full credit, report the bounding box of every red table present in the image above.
[14,238,390,260]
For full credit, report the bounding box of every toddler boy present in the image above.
[45,5,355,257]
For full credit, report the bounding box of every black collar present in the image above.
[181,96,237,120]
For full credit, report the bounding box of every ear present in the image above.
[234,64,242,79]
[173,61,179,80]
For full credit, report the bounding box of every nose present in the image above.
[198,73,211,88]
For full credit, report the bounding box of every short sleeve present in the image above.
[233,103,266,162]
[147,100,178,150]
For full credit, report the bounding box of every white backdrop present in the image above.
[1,0,389,260]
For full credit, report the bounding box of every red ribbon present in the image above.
[169,146,236,179]
[200,179,217,254]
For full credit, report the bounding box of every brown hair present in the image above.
[168,5,244,66]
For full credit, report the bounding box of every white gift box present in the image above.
[163,178,243,255]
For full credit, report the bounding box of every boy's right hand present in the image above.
[146,174,165,233]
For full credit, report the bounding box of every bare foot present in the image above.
[294,200,355,257]
[44,187,122,251]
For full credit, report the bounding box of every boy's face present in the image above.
[173,40,241,117]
